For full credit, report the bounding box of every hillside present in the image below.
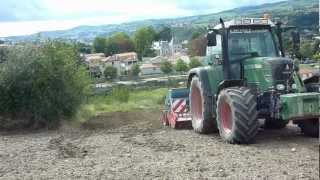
[4,0,319,43]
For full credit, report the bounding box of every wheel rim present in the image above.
[220,100,232,133]
[191,84,202,121]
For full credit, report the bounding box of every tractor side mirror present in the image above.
[207,31,217,47]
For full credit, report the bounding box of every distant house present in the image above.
[84,52,138,77]
[84,53,106,78]
[140,63,162,76]
[105,52,138,75]
[84,53,105,65]
[140,56,164,76]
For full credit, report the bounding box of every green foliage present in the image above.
[189,57,202,69]
[133,26,157,60]
[160,61,173,74]
[78,88,168,118]
[111,86,130,103]
[105,32,135,56]
[157,26,172,41]
[191,31,202,40]
[142,48,156,58]
[175,59,188,72]
[312,53,320,62]
[0,41,91,129]
[0,47,9,63]
[187,36,207,56]
[104,66,117,81]
[75,42,92,54]
[172,26,207,42]
[300,42,313,59]
[130,64,140,77]
[93,37,106,53]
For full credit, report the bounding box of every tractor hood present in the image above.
[243,57,294,92]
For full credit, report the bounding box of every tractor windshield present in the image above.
[228,28,278,62]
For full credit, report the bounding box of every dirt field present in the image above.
[0,111,319,180]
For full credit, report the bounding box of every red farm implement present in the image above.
[161,88,191,129]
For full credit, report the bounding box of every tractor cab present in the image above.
[206,18,300,93]
[206,18,286,79]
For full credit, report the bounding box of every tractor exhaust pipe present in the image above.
[276,21,285,57]
[220,18,231,79]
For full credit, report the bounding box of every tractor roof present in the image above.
[213,18,275,30]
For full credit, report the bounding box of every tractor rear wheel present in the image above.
[298,119,319,137]
[189,76,217,134]
[264,118,288,129]
[216,87,259,144]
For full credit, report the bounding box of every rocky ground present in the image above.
[0,111,319,180]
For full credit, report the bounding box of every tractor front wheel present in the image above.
[216,87,259,144]
[189,76,217,134]
[298,119,319,138]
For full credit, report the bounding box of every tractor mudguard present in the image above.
[217,80,244,97]
[187,68,213,96]
[187,67,217,118]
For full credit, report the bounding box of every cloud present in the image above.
[0,0,49,21]
[0,0,285,22]
[175,0,285,14]
[0,0,286,37]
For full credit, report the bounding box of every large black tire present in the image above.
[216,87,259,144]
[264,118,288,129]
[298,119,319,138]
[189,76,218,134]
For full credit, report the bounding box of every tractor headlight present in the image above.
[276,84,285,91]
[291,84,297,90]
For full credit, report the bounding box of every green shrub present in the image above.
[104,66,117,81]
[156,94,166,105]
[189,57,202,69]
[175,58,188,73]
[111,86,130,103]
[160,60,173,74]
[0,41,91,129]
[312,53,320,62]
[130,64,140,77]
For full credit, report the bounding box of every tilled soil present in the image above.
[0,111,319,180]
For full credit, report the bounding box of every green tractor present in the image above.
[162,18,320,144]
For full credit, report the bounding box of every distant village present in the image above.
[83,38,199,79]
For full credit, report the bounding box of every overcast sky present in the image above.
[0,0,285,37]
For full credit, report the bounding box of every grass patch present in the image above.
[74,87,168,123]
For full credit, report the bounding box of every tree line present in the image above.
[93,26,173,60]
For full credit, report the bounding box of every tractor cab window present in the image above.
[228,29,278,62]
